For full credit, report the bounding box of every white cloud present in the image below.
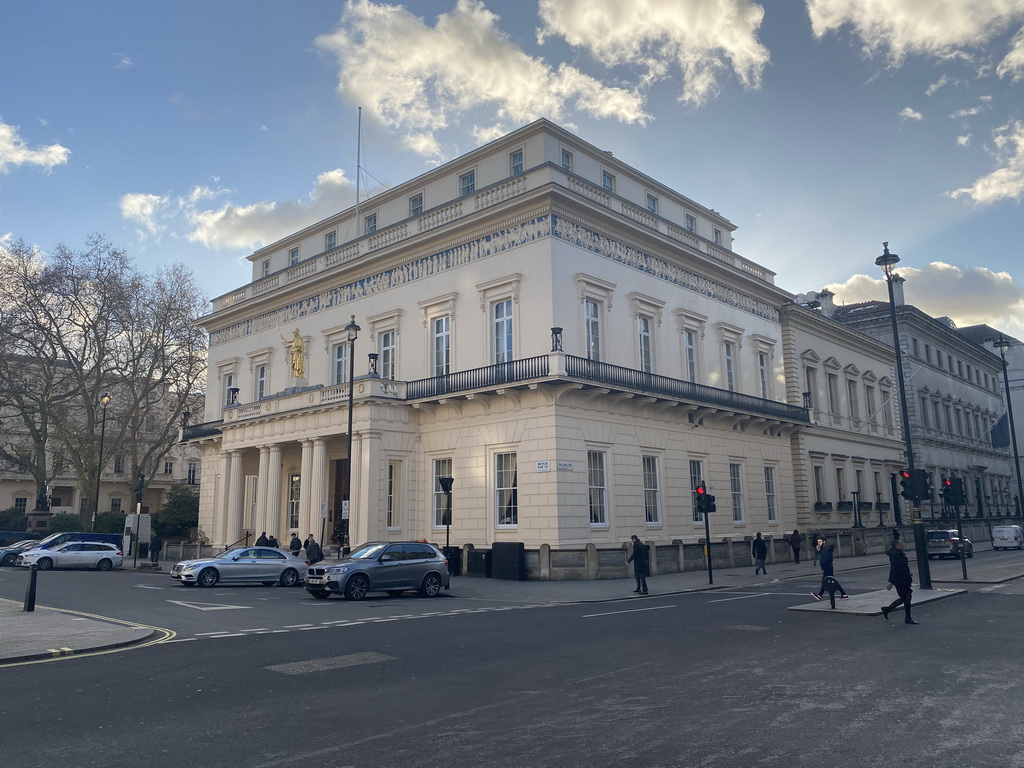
[113,52,135,69]
[925,74,955,95]
[957,134,972,146]
[0,118,70,173]
[900,107,923,122]
[316,0,648,158]
[119,193,168,237]
[950,120,1024,203]
[827,262,1024,337]
[806,0,1024,65]
[997,27,1024,80]
[537,0,771,107]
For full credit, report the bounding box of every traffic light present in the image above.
[918,469,933,501]
[940,477,952,503]
[949,477,966,507]
[695,484,717,516]
[899,469,915,501]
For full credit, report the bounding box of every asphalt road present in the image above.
[2,555,1024,768]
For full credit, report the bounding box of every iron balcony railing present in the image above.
[408,354,809,423]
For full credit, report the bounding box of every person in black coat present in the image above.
[255,532,270,546]
[289,534,302,555]
[627,535,650,595]
[790,529,803,564]
[752,532,768,575]
[881,540,918,624]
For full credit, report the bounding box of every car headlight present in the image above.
[181,563,197,571]
[326,565,348,575]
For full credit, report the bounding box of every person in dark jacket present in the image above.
[255,532,270,546]
[289,533,302,555]
[811,541,848,600]
[267,535,279,549]
[304,535,323,564]
[149,534,163,564]
[881,540,918,624]
[752,532,768,575]
[627,535,650,595]
[790,529,803,564]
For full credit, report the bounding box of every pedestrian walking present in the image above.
[811,541,848,600]
[881,540,918,624]
[304,534,323,564]
[752,532,768,575]
[790,529,803,564]
[255,531,270,546]
[627,535,650,595]
[149,533,163,564]
[289,533,302,555]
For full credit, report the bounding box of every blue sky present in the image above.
[3,0,1024,335]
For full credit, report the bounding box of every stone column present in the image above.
[225,450,244,547]
[299,439,314,537]
[256,446,270,537]
[309,438,328,544]
[216,450,233,548]
[267,444,283,536]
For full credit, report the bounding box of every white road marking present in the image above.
[167,600,251,611]
[135,585,163,590]
[581,605,675,618]
[708,594,771,603]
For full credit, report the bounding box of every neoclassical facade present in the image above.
[187,119,810,552]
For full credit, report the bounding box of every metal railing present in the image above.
[406,356,551,399]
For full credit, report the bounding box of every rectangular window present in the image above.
[919,396,931,428]
[380,330,396,380]
[387,461,400,529]
[713,228,722,245]
[493,299,513,364]
[460,171,475,197]
[289,247,299,265]
[113,456,124,475]
[944,404,953,433]
[588,451,607,526]
[326,231,337,250]
[110,498,122,513]
[955,408,964,436]
[163,461,173,475]
[882,389,894,427]
[646,193,658,213]
[255,364,268,400]
[561,149,573,172]
[224,373,235,406]
[827,374,840,416]
[495,452,518,526]
[14,497,28,514]
[836,467,846,500]
[601,170,615,192]
[288,474,301,529]
[805,367,818,410]
[729,463,743,523]
[724,342,736,392]
[638,316,653,373]
[933,401,942,433]
[261,259,270,277]
[510,150,524,176]
[765,466,777,523]
[758,353,770,398]
[813,466,825,503]
[433,458,453,528]
[865,386,877,425]
[684,330,698,383]
[364,213,377,235]
[643,456,660,525]
[433,316,451,376]
[690,460,705,522]
[847,380,860,421]
[332,343,349,386]
[585,299,601,361]
[187,462,198,485]
[685,213,696,232]
[409,193,423,217]
[912,338,919,357]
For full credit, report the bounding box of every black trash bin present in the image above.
[466,550,492,578]
[442,546,462,577]
[491,542,526,580]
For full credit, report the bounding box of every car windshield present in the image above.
[348,543,387,560]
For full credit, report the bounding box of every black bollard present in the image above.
[24,564,38,612]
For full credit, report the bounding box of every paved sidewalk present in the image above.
[2,549,1021,664]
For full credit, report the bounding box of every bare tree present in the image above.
[0,235,207,521]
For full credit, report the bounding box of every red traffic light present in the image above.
[943,478,952,487]
[695,485,706,495]
[899,470,912,480]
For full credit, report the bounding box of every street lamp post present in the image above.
[876,243,931,589]
[991,335,1024,520]
[91,393,111,532]
[439,476,454,586]
[343,316,360,554]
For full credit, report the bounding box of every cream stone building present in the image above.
[187,119,811,557]
[780,297,905,531]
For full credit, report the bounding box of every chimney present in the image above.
[891,274,906,306]
[817,289,836,318]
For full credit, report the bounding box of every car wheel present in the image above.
[419,572,443,597]
[2,553,17,567]
[197,568,219,588]
[345,573,369,600]
[96,559,113,571]
[387,590,405,597]
[37,557,53,571]
[310,590,331,599]
[279,568,299,587]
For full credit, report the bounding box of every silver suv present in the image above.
[305,541,450,600]
[926,529,974,559]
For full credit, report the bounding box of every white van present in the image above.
[991,525,1024,550]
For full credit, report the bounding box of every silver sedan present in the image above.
[170,547,306,587]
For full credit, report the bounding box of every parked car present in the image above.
[170,547,306,587]
[16,542,123,571]
[14,531,123,552]
[304,541,450,600]
[926,529,974,559]
[0,531,40,548]
[1,539,45,567]
[991,525,1024,550]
